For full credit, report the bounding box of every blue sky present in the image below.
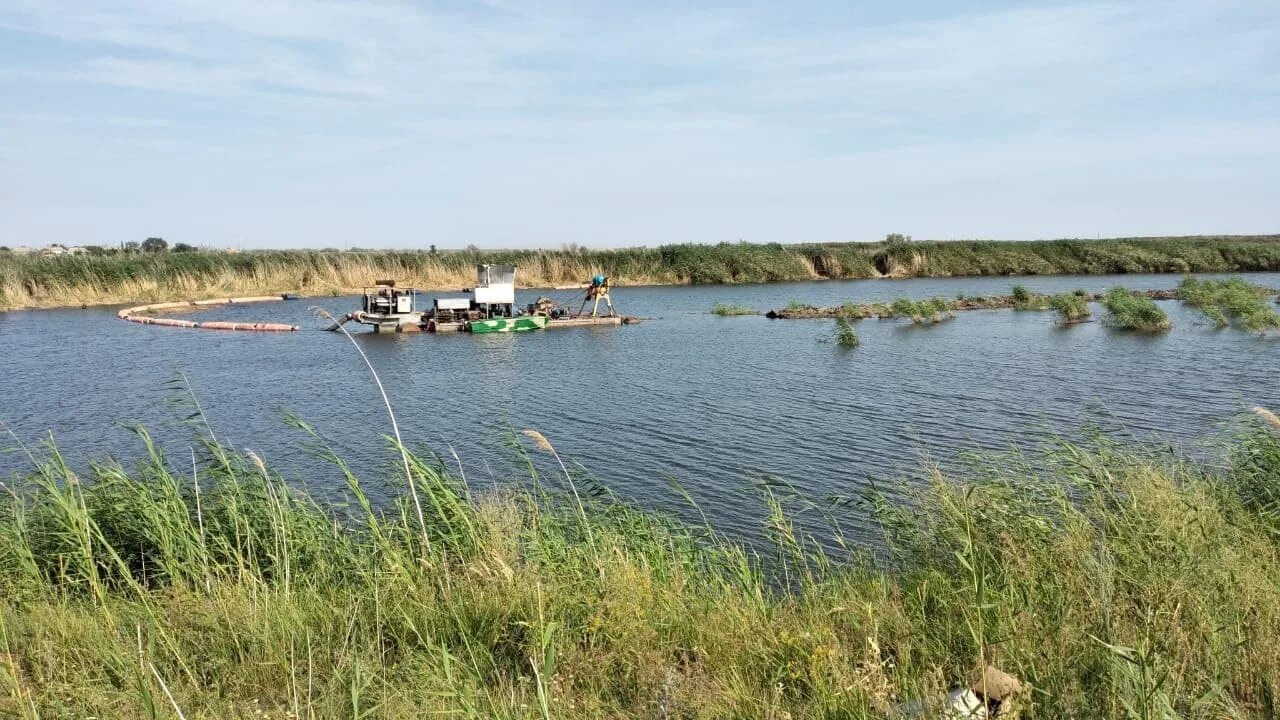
[1,0,1277,249]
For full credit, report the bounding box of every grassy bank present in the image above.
[3,415,1280,718]
[4,235,1280,310]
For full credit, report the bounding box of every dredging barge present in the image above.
[329,264,633,334]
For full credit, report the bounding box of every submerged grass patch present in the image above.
[1179,276,1280,334]
[888,296,954,324]
[1101,287,1172,331]
[833,315,860,347]
[710,302,756,316]
[1,416,1280,717]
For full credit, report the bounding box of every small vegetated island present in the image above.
[5,234,1280,310]
[756,278,1280,347]
[1180,276,1280,333]
[764,280,1279,325]
[1048,291,1093,324]
[1100,287,1172,331]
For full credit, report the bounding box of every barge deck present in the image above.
[427,315,629,333]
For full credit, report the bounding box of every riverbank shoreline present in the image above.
[5,235,1280,312]
[5,272,1279,314]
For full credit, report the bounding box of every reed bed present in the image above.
[5,235,1280,310]
[6,414,1278,718]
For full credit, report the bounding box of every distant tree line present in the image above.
[1,238,204,256]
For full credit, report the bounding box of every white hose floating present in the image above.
[117,295,299,332]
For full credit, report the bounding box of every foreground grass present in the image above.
[6,235,1280,310]
[2,419,1280,718]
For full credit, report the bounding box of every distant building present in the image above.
[11,246,35,254]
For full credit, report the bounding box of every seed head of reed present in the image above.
[1253,406,1280,433]
[246,450,268,477]
[522,429,555,452]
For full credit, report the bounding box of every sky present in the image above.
[1,0,1277,249]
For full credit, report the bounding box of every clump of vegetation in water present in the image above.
[1049,292,1092,324]
[711,302,756,316]
[5,415,1280,717]
[1011,284,1050,310]
[889,296,954,324]
[1179,276,1280,334]
[785,299,816,311]
[1101,287,1172,331]
[867,301,893,317]
[833,315,860,347]
[838,300,864,318]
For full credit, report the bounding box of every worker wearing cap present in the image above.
[578,274,614,317]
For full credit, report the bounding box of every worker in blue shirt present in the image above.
[578,274,615,317]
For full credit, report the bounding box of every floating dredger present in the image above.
[327,264,632,334]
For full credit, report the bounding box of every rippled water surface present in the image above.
[3,273,1278,541]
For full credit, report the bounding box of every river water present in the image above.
[3,273,1278,542]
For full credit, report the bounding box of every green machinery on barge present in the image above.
[328,264,626,335]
